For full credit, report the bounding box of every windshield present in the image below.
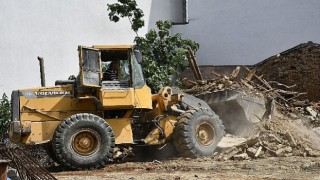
[131,51,145,88]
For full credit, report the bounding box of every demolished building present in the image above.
[181,41,320,101]
[180,42,320,161]
[254,41,320,101]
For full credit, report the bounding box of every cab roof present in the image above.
[92,45,133,50]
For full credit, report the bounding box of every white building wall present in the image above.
[0,0,156,95]
[1,0,320,95]
[172,0,320,65]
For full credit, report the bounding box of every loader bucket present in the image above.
[196,89,266,135]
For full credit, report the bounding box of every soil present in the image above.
[52,156,320,180]
[48,114,320,179]
[49,115,320,180]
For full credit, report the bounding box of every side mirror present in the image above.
[134,49,143,64]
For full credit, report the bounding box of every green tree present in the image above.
[107,0,199,92]
[107,0,144,33]
[135,21,199,91]
[0,93,11,141]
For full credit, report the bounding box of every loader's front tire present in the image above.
[173,108,224,158]
[52,113,115,170]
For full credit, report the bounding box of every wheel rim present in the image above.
[72,129,101,156]
[196,122,215,146]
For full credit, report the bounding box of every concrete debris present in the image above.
[182,64,320,161]
[214,116,320,161]
[301,161,320,171]
[285,132,297,147]
[233,153,249,160]
[254,146,263,158]
[267,134,282,144]
[217,134,247,152]
[275,146,292,157]
[306,106,318,117]
[222,147,239,161]
[113,146,135,160]
[246,147,257,158]
[235,137,259,150]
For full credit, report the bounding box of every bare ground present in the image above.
[51,116,320,180]
[52,156,320,180]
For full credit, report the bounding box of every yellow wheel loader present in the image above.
[8,45,225,170]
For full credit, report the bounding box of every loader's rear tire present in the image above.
[52,113,115,170]
[173,108,224,158]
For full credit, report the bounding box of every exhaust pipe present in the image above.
[37,56,46,87]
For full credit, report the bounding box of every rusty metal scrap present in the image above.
[0,144,56,180]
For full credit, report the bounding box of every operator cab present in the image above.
[100,49,130,89]
[78,45,152,109]
[78,45,145,89]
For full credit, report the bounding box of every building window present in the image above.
[173,0,189,25]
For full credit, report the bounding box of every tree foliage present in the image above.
[135,21,199,91]
[107,0,144,33]
[0,93,11,139]
[107,0,199,92]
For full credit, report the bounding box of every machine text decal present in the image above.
[34,91,72,96]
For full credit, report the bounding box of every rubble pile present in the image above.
[182,65,320,160]
[215,117,320,161]
[186,66,298,101]
[183,65,320,121]
[183,66,249,95]
[285,100,320,126]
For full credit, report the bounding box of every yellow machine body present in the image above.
[9,45,182,146]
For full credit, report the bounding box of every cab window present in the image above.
[100,50,131,88]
